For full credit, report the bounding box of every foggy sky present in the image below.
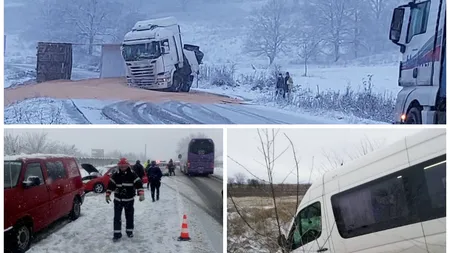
[228,128,431,184]
[5,128,223,159]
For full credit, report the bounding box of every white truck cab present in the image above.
[278,129,446,253]
[389,0,445,124]
[121,17,203,92]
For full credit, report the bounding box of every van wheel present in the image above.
[406,107,422,124]
[94,183,104,193]
[13,224,31,253]
[70,198,81,220]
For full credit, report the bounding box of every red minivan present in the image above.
[4,155,86,253]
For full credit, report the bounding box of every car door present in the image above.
[45,160,69,221]
[22,162,51,231]
[288,201,328,253]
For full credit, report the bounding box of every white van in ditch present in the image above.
[278,129,446,253]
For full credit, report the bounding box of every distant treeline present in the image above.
[228,183,311,197]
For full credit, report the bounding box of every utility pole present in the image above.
[144,144,147,159]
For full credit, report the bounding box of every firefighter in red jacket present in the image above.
[106,158,145,242]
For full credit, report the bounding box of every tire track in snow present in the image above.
[210,103,290,124]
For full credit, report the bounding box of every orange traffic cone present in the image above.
[178,214,191,241]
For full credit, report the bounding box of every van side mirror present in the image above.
[389,7,405,43]
[23,176,41,188]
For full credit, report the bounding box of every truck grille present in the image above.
[128,64,156,85]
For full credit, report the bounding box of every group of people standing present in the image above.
[106,158,175,242]
[276,71,294,99]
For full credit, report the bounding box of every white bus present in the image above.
[279,129,446,253]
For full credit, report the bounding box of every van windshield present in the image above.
[122,42,161,61]
[4,161,22,188]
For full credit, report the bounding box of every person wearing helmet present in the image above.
[147,160,163,202]
[168,159,175,176]
[106,158,145,242]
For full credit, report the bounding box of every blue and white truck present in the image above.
[389,0,446,124]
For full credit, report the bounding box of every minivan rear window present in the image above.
[4,161,22,188]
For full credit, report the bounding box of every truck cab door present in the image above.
[404,0,433,86]
[161,39,174,70]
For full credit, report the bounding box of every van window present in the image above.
[331,154,446,239]
[24,163,44,186]
[423,160,446,219]
[4,161,22,188]
[46,161,67,181]
[67,160,80,178]
[288,202,322,250]
[406,1,431,43]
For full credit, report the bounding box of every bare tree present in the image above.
[64,0,123,55]
[244,0,291,65]
[22,132,51,154]
[234,172,247,185]
[228,129,300,253]
[303,0,351,62]
[4,133,23,155]
[4,131,84,156]
[292,24,323,76]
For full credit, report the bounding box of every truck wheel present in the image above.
[170,75,182,92]
[180,78,191,92]
[13,223,32,253]
[70,198,81,221]
[406,107,422,124]
[94,183,104,193]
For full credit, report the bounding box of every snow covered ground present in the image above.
[4,96,383,124]
[228,196,298,253]
[26,174,222,253]
[213,167,223,180]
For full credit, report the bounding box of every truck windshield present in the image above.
[122,42,161,61]
[4,161,22,188]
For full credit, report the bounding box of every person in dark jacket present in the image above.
[106,158,145,242]
[168,159,175,176]
[147,160,163,202]
[276,73,285,98]
[132,160,145,180]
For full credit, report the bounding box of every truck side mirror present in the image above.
[389,7,405,43]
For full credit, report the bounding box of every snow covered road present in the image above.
[25,173,223,253]
[5,97,360,124]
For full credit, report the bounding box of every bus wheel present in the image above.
[406,107,422,124]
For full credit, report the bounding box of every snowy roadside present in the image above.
[27,176,220,253]
[212,167,223,180]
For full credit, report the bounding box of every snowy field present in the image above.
[228,196,300,253]
[26,174,222,253]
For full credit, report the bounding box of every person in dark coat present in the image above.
[132,160,145,180]
[106,158,145,242]
[147,160,163,202]
[168,159,175,176]
[276,73,285,98]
